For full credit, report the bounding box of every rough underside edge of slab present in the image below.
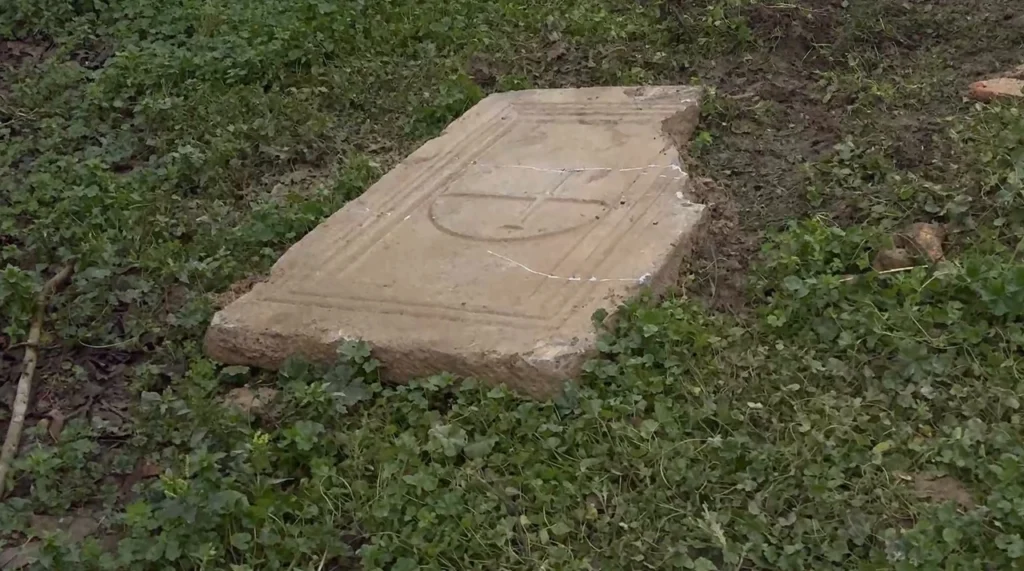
[204,315,589,399]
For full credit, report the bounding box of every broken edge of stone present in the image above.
[205,85,707,400]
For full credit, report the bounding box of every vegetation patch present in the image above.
[2,0,1024,569]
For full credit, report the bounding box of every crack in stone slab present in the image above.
[487,250,652,284]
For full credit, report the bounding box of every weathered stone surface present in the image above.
[205,86,705,398]
[968,77,1024,102]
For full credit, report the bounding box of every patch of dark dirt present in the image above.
[0,342,149,509]
[1,345,136,441]
[2,35,116,75]
[71,41,116,70]
[677,70,838,308]
[0,512,106,570]
[0,38,53,72]
[466,53,503,90]
[684,175,756,313]
[661,0,1024,310]
[661,105,702,153]
[745,1,844,62]
[118,458,163,500]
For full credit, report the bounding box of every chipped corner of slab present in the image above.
[205,85,707,397]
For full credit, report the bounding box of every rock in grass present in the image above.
[0,514,100,569]
[968,77,1024,102]
[900,222,945,263]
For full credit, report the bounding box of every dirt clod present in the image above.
[684,175,755,313]
[900,222,945,263]
[913,473,975,510]
[466,53,501,88]
[223,386,278,414]
[661,105,702,153]
[119,459,163,498]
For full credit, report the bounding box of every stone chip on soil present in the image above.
[204,86,706,398]
[968,77,1024,102]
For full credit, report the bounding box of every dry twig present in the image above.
[0,264,74,498]
[839,265,926,283]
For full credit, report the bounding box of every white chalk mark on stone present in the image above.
[473,162,685,176]
[488,250,651,284]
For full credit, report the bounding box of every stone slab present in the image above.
[205,85,706,398]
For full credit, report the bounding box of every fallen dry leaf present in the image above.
[28,514,100,539]
[0,544,34,570]
[1,513,101,569]
[545,41,567,61]
[47,408,65,442]
[119,459,162,497]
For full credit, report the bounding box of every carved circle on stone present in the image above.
[428,192,609,242]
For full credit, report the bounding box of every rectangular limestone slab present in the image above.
[205,85,706,398]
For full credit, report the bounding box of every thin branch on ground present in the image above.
[839,265,926,283]
[0,264,74,498]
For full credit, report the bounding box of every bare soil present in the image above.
[0,38,52,72]
[666,0,1024,310]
